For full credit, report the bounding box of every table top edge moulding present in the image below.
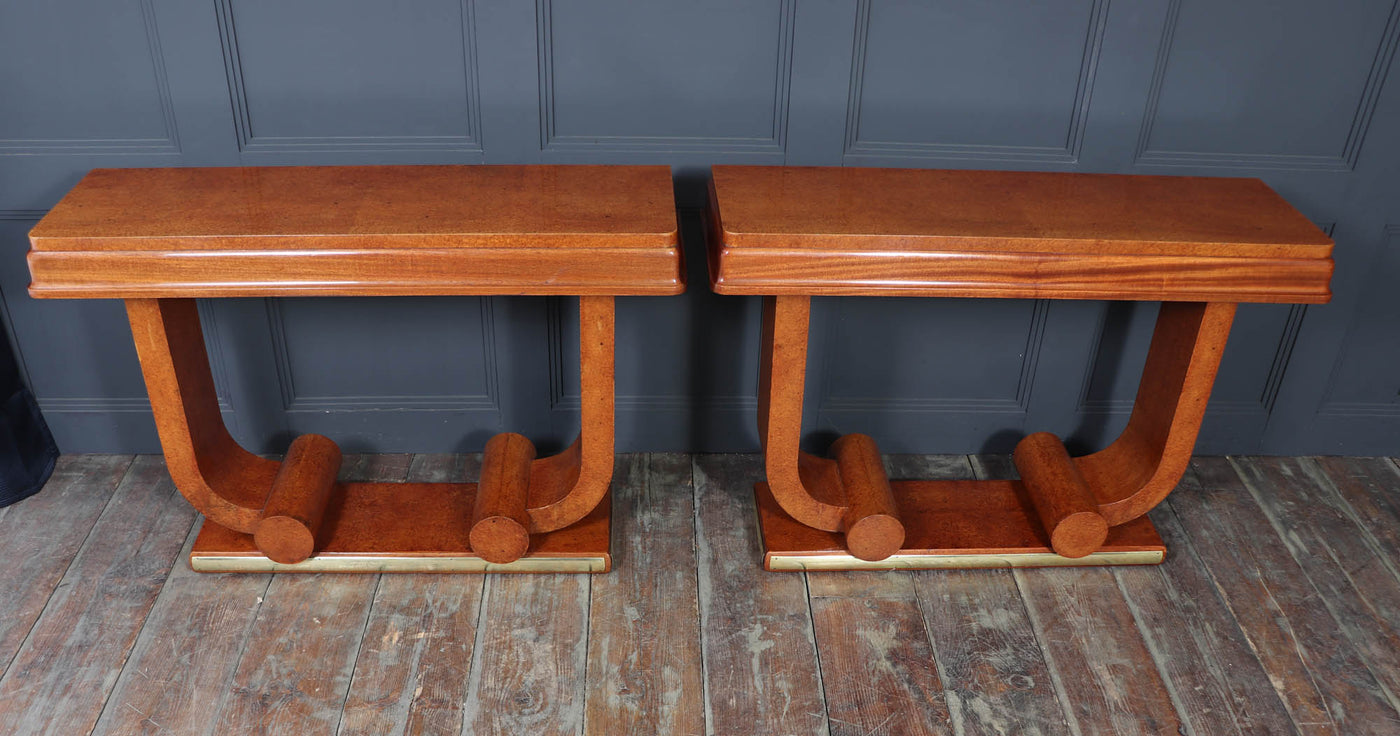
[707,165,1333,303]
[706,164,1335,571]
[29,165,683,298]
[27,163,686,573]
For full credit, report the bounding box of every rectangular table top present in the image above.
[29,165,683,298]
[708,166,1333,303]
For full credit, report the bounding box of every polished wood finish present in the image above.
[831,433,903,561]
[126,298,278,534]
[757,481,1165,570]
[29,166,683,298]
[254,433,342,564]
[129,290,618,572]
[710,165,1332,570]
[1014,432,1108,559]
[30,164,681,573]
[190,487,611,573]
[709,166,1332,302]
[470,433,535,565]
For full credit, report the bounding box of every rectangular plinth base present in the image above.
[757,480,1165,571]
[190,482,611,573]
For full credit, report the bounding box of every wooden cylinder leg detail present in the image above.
[472,432,536,564]
[832,434,904,561]
[253,434,342,564]
[1014,432,1108,559]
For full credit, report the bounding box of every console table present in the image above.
[707,166,1333,571]
[28,165,683,573]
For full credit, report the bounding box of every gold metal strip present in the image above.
[767,549,1164,571]
[189,554,609,574]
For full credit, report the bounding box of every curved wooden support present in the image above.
[1015,432,1107,558]
[525,295,616,533]
[471,432,535,563]
[1074,301,1237,525]
[130,295,618,568]
[759,295,852,531]
[758,296,907,560]
[126,298,279,533]
[254,433,341,564]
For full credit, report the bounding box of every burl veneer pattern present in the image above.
[709,165,1333,570]
[30,165,683,573]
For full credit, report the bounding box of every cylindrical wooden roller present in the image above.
[253,433,342,564]
[832,433,905,561]
[470,432,535,564]
[1014,432,1108,558]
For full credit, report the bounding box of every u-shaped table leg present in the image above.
[129,297,617,573]
[755,297,1232,571]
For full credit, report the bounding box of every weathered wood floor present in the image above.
[1,453,1399,735]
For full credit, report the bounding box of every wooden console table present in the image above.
[28,165,683,573]
[707,166,1333,571]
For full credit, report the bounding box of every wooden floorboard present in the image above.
[804,455,962,736]
[693,453,828,736]
[90,522,272,736]
[338,453,485,736]
[1113,502,1299,736]
[462,453,593,736]
[971,454,1182,736]
[1176,458,1398,735]
[0,455,131,679]
[923,455,1071,736]
[4,452,1400,735]
[584,453,705,736]
[208,455,408,735]
[0,456,195,736]
[1233,457,1400,725]
[461,572,589,736]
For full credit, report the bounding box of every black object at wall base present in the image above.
[0,386,57,508]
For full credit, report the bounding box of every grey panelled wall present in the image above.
[0,0,1397,455]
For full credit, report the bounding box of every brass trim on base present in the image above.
[766,548,1164,572]
[189,553,610,574]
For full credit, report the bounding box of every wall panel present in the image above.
[215,0,482,158]
[843,0,1108,164]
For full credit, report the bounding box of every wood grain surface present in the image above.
[207,455,408,735]
[463,573,590,736]
[1113,502,1299,736]
[1175,458,1397,735]
[0,456,195,736]
[338,453,485,736]
[1234,457,1400,724]
[91,524,273,736]
[973,454,1182,736]
[0,456,132,674]
[712,166,1331,256]
[28,165,684,298]
[584,454,704,736]
[920,455,1072,736]
[708,166,1332,301]
[32,166,677,248]
[694,453,828,736]
[805,455,965,736]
